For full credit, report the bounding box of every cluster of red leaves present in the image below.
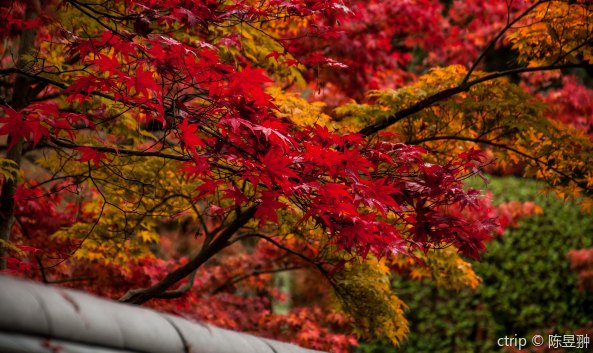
[494,200,542,234]
[434,188,541,249]
[54,13,499,260]
[2,181,79,274]
[544,76,593,139]
[0,1,42,39]
[520,72,593,141]
[567,249,593,293]
[0,103,87,149]
[288,0,444,97]
[442,0,530,65]
[283,0,530,103]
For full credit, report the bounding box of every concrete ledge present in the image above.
[0,275,326,353]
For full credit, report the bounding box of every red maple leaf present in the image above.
[178,119,205,151]
[260,148,299,189]
[130,67,161,97]
[76,147,106,166]
[255,191,286,224]
[228,65,274,107]
[0,105,49,148]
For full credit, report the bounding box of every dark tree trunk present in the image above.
[0,1,39,269]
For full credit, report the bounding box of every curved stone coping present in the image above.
[0,275,326,353]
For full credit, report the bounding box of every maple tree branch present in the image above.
[49,137,189,161]
[119,206,257,305]
[0,67,120,102]
[192,204,213,240]
[357,85,470,136]
[410,135,583,188]
[31,93,62,102]
[65,0,137,21]
[358,63,593,137]
[36,256,49,284]
[212,266,301,295]
[467,63,593,86]
[13,215,47,283]
[65,0,132,40]
[461,0,547,84]
[47,138,241,175]
[233,232,333,282]
[152,270,197,300]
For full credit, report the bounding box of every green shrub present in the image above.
[359,176,593,353]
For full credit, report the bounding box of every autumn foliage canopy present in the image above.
[1,0,593,351]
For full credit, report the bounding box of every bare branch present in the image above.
[461,0,547,84]
[119,206,257,305]
[49,137,190,161]
[212,266,300,295]
[47,138,242,175]
[232,232,338,293]
[152,270,197,300]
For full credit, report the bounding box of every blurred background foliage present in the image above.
[359,176,593,353]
